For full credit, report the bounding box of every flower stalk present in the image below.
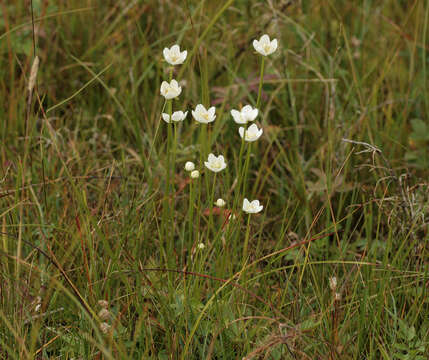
[256,57,265,109]
[242,213,251,263]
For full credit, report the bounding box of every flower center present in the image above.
[246,130,256,140]
[203,113,209,121]
[263,44,271,53]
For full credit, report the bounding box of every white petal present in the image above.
[248,124,258,132]
[243,198,250,210]
[230,109,239,117]
[249,109,258,120]
[239,127,245,138]
[162,113,170,123]
[271,39,278,52]
[260,34,270,44]
[208,107,216,117]
[243,105,253,113]
[171,44,180,53]
[171,111,182,121]
[208,153,215,161]
[195,104,205,113]
[163,48,170,60]
[253,39,261,52]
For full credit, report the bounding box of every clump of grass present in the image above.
[0,1,428,359]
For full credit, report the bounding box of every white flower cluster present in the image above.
[161,34,278,215]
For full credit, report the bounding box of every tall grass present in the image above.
[0,1,428,359]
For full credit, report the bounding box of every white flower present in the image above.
[98,300,109,308]
[184,161,195,171]
[98,308,110,321]
[192,104,216,124]
[190,170,200,179]
[230,105,258,124]
[99,322,111,334]
[163,44,187,65]
[204,153,227,173]
[253,34,278,56]
[329,277,337,291]
[242,198,263,214]
[197,242,205,249]
[160,79,182,99]
[162,110,188,123]
[215,198,226,207]
[238,123,263,142]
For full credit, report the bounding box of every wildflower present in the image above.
[185,161,195,171]
[190,170,200,179]
[215,198,226,207]
[192,104,216,124]
[98,300,109,309]
[99,322,111,334]
[160,79,182,99]
[163,44,187,65]
[238,123,263,142]
[98,308,110,321]
[242,198,263,214]
[197,243,205,249]
[231,105,258,124]
[253,34,278,56]
[329,277,337,291]
[162,110,188,123]
[204,153,227,173]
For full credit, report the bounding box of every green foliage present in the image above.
[405,119,429,169]
[0,0,428,359]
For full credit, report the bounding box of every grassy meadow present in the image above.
[1,0,429,358]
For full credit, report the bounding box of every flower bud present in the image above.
[185,161,195,171]
[215,198,226,207]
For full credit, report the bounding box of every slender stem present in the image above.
[242,214,251,263]
[188,180,194,245]
[256,57,265,109]
[196,171,202,246]
[208,173,217,239]
[233,134,246,213]
[165,68,174,267]
[242,142,252,197]
[165,99,173,266]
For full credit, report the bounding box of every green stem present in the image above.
[233,134,246,213]
[165,99,173,267]
[208,173,217,239]
[256,57,265,109]
[188,180,194,245]
[164,68,174,267]
[242,214,251,263]
[242,142,252,198]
